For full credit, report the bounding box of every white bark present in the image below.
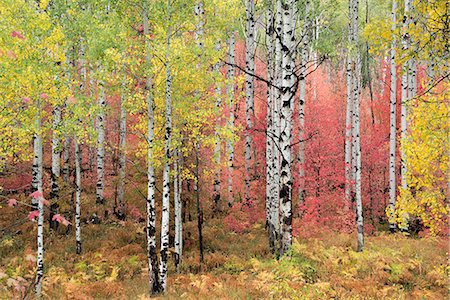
[350,0,364,252]
[400,0,410,191]
[298,0,311,207]
[244,0,256,204]
[159,11,172,291]
[96,80,106,205]
[272,0,283,250]
[116,74,127,219]
[279,0,296,256]
[213,41,222,212]
[266,1,276,251]
[345,0,354,204]
[388,0,397,232]
[226,34,235,208]
[74,133,82,254]
[51,106,61,198]
[34,101,44,298]
[144,3,160,294]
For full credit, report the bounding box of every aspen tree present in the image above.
[226,33,236,208]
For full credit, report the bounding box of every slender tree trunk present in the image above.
[271,0,283,252]
[144,3,160,295]
[213,41,222,213]
[34,100,44,298]
[159,8,172,290]
[74,133,82,254]
[96,79,106,205]
[345,0,354,204]
[195,144,204,265]
[226,33,235,208]
[298,0,311,209]
[50,105,61,230]
[244,0,256,205]
[388,0,397,233]
[174,149,182,272]
[400,0,410,192]
[350,0,364,252]
[266,1,275,251]
[279,0,296,256]
[116,74,127,220]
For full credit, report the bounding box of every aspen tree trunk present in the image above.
[96,80,106,205]
[271,0,283,251]
[174,149,182,272]
[350,0,364,252]
[244,0,256,205]
[266,1,275,241]
[213,41,222,213]
[400,0,410,192]
[144,3,160,294]
[388,0,397,232]
[62,134,70,182]
[50,105,61,230]
[88,73,95,172]
[34,100,44,298]
[226,34,235,208]
[159,7,172,290]
[74,134,82,254]
[279,0,296,256]
[344,0,354,203]
[116,74,127,220]
[298,0,311,208]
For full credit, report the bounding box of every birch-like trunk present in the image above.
[96,80,106,205]
[344,0,354,204]
[388,0,397,232]
[226,33,235,208]
[159,10,172,290]
[116,74,127,220]
[350,0,364,252]
[400,0,410,192]
[213,41,222,213]
[74,133,82,254]
[244,0,256,205]
[298,0,311,207]
[34,101,44,298]
[50,105,61,230]
[266,1,275,240]
[279,0,296,256]
[174,149,182,272]
[271,0,283,251]
[144,3,160,294]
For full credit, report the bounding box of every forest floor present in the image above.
[0,190,448,299]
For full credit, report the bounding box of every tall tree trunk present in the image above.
[33,101,44,298]
[116,74,127,220]
[350,0,364,252]
[388,0,397,233]
[226,33,235,208]
[213,41,222,213]
[244,0,256,205]
[50,105,61,230]
[96,80,106,205]
[279,0,296,256]
[266,0,275,251]
[298,0,311,208]
[74,133,82,254]
[159,8,172,290]
[271,0,283,252]
[400,0,410,192]
[144,2,160,295]
[174,149,182,272]
[345,0,354,204]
